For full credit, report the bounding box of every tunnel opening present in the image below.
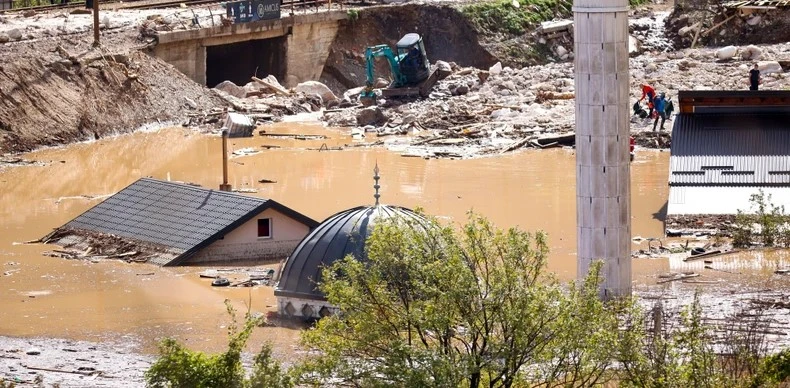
[206,36,287,88]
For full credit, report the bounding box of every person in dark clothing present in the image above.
[652,93,667,132]
[749,64,761,91]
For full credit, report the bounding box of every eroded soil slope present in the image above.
[320,4,497,92]
[0,34,223,154]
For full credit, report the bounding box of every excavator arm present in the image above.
[361,45,407,100]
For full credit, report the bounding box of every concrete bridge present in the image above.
[153,10,347,87]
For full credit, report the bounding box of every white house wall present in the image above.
[668,186,790,215]
[189,208,310,264]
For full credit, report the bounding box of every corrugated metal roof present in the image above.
[52,178,318,266]
[275,205,429,301]
[669,113,790,186]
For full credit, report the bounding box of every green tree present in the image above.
[616,292,766,388]
[733,190,788,248]
[297,212,627,387]
[145,300,293,388]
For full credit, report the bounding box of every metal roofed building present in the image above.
[45,178,319,266]
[667,91,790,228]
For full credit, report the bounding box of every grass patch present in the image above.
[463,0,652,36]
[462,0,572,36]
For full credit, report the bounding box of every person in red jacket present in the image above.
[639,84,656,117]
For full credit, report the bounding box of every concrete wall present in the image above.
[284,19,340,87]
[153,11,346,87]
[154,40,207,85]
[188,207,310,264]
[574,0,632,298]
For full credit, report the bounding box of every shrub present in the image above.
[145,300,292,388]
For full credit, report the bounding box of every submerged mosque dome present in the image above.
[274,165,430,319]
[275,205,426,301]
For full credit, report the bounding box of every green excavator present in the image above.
[359,33,439,105]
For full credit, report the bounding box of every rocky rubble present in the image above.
[210,38,790,159]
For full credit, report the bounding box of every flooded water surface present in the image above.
[1,124,674,356]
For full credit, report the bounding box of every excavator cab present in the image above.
[395,33,430,85]
[360,33,438,105]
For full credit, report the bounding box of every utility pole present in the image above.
[573,0,631,298]
[92,0,99,47]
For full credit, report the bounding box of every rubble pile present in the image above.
[319,60,579,158]
[209,38,790,159]
[665,214,737,236]
[211,76,339,124]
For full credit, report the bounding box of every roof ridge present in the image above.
[139,177,269,203]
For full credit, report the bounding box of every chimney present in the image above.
[219,129,232,192]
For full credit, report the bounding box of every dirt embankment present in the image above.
[666,1,790,48]
[0,34,224,154]
[319,4,497,92]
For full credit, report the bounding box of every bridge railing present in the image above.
[150,0,342,32]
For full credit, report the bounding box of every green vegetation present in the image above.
[145,300,293,388]
[297,212,626,387]
[733,189,790,248]
[463,0,572,36]
[145,212,790,387]
[462,0,650,36]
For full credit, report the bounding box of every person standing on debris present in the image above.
[749,63,761,91]
[652,93,667,132]
[639,83,656,117]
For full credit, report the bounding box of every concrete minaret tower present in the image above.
[573,0,631,297]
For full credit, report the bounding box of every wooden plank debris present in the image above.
[657,273,700,284]
[683,249,740,262]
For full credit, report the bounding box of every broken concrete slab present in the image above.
[539,19,573,34]
[223,112,255,138]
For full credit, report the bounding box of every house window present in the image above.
[257,218,272,238]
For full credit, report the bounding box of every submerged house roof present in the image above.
[668,91,790,216]
[48,178,318,266]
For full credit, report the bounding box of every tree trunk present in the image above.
[470,372,481,388]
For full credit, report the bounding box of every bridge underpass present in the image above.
[153,10,346,87]
[205,36,287,87]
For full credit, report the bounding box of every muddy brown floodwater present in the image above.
[0,123,671,363]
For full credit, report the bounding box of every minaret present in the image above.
[574,0,631,297]
[373,163,381,206]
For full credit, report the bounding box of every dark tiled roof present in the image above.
[275,205,429,301]
[55,178,318,266]
[669,113,790,186]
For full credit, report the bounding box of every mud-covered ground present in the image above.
[0,335,152,387]
[0,8,225,154]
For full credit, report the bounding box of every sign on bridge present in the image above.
[226,0,281,24]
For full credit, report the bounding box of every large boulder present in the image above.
[356,106,387,126]
[759,61,783,74]
[294,81,337,103]
[741,45,763,61]
[213,81,246,98]
[7,28,22,41]
[715,46,737,60]
[0,33,8,43]
[489,62,502,75]
[436,60,452,80]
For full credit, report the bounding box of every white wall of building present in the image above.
[189,207,311,264]
[668,186,790,215]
